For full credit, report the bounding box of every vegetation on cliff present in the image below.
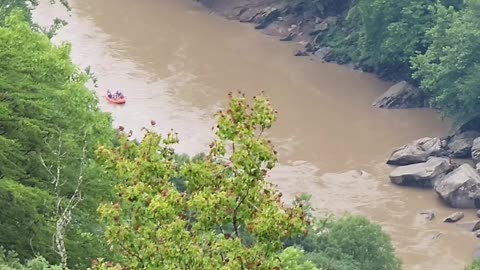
[312,0,480,121]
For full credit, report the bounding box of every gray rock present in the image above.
[314,47,332,60]
[387,144,428,166]
[310,16,337,35]
[313,21,328,32]
[472,137,480,161]
[323,16,338,25]
[434,164,480,208]
[477,210,480,218]
[443,212,465,223]
[415,137,445,156]
[447,131,480,158]
[254,7,281,29]
[389,157,452,186]
[456,220,480,232]
[239,8,261,23]
[279,33,294,41]
[372,81,428,109]
[387,137,446,166]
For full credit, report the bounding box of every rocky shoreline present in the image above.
[196,0,348,59]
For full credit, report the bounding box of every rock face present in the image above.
[372,81,428,109]
[446,131,480,158]
[472,137,480,161]
[387,137,445,166]
[389,157,452,186]
[434,164,480,208]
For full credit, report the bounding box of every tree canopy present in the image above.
[96,94,309,269]
[318,0,480,122]
[0,9,115,268]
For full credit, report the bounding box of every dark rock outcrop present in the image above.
[446,131,480,158]
[372,81,428,109]
[434,164,480,208]
[456,115,480,134]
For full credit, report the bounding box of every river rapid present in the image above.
[34,0,478,269]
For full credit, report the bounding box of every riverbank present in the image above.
[196,0,346,59]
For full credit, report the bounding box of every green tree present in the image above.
[0,0,38,25]
[0,0,69,38]
[278,247,317,270]
[0,10,115,267]
[285,214,401,270]
[96,93,308,269]
[0,247,61,270]
[411,0,480,120]
[344,0,447,76]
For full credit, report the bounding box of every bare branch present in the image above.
[40,130,89,268]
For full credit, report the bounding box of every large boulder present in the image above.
[387,137,445,166]
[472,137,480,161]
[372,81,428,109]
[389,157,452,186]
[434,164,480,208]
[446,131,480,158]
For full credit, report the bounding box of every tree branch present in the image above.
[39,130,89,268]
[232,188,250,238]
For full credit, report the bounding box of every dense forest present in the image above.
[312,0,480,122]
[0,0,479,269]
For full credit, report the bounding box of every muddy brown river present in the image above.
[35,0,478,269]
